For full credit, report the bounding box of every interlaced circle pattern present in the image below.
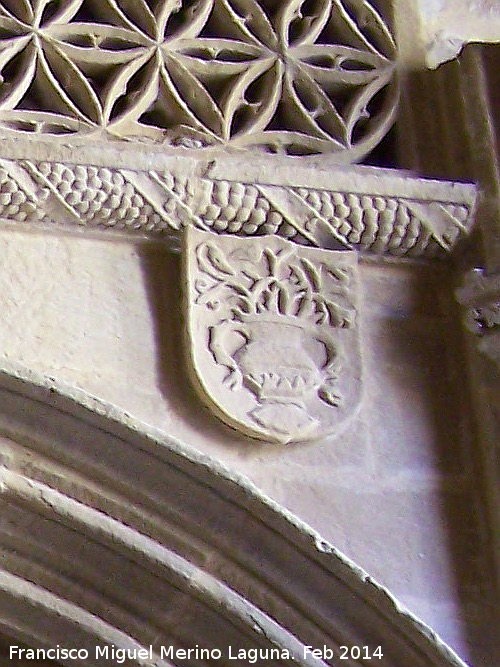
[0,0,398,158]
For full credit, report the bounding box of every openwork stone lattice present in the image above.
[0,0,397,159]
[0,155,476,258]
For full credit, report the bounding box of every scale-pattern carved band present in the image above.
[0,0,397,160]
[0,155,476,259]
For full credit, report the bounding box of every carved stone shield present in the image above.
[183,228,362,443]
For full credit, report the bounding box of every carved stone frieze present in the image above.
[0,154,478,258]
[457,269,500,367]
[183,228,361,442]
[0,0,397,161]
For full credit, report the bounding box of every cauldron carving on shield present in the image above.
[185,229,361,443]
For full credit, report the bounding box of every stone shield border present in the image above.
[183,227,362,443]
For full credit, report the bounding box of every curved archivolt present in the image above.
[0,362,466,667]
[0,0,398,160]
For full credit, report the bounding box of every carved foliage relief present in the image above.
[184,228,361,442]
[0,0,397,159]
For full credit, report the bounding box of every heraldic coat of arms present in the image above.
[184,228,361,443]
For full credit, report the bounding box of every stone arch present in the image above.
[0,362,467,667]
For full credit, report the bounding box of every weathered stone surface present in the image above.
[457,268,500,367]
[418,0,500,68]
[0,229,492,663]
[0,362,476,667]
[0,1,495,664]
[395,0,500,69]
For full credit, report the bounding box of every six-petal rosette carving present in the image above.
[0,0,397,158]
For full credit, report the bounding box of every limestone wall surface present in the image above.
[0,0,498,664]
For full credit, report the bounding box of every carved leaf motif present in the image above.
[108,0,159,38]
[163,0,216,41]
[194,240,356,328]
[162,53,225,137]
[51,24,151,61]
[0,10,19,40]
[293,44,390,85]
[333,0,396,58]
[0,0,33,24]
[318,380,341,406]
[174,38,262,75]
[41,40,103,124]
[222,57,283,139]
[344,65,394,143]
[197,242,237,278]
[39,0,84,27]
[286,67,348,146]
[102,51,158,126]
[0,41,36,110]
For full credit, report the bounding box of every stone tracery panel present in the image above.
[0,0,398,160]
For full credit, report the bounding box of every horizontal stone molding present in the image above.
[0,151,477,259]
